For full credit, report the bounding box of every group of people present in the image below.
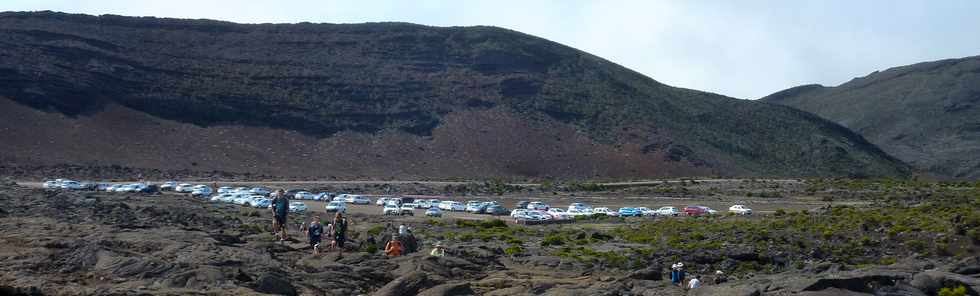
[266,189,350,257]
[670,262,726,290]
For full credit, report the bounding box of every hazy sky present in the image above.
[6,0,980,99]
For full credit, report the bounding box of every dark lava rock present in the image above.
[372,271,433,296]
[627,267,663,281]
[254,272,297,296]
[417,282,474,296]
[952,256,980,275]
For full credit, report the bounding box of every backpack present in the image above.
[334,218,347,236]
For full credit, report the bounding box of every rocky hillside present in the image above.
[0,11,907,179]
[763,56,980,179]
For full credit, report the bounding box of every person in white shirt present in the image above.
[688,276,702,289]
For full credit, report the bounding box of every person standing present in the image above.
[270,189,290,241]
[306,215,323,256]
[332,213,350,257]
[670,262,686,287]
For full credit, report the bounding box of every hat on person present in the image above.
[715,270,724,275]
[676,262,684,268]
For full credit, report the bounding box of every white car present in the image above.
[347,195,371,205]
[656,206,681,216]
[446,201,465,212]
[43,180,61,189]
[249,187,271,196]
[636,207,657,216]
[465,201,485,212]
[105,184,122,192]
[400,204,417,216]
[59,180,83,190]
[568,202,591,212]
[729,205,753,215]
[160,182,177,191]
[376,197,389,206]
[546,208,571,220]
[290,202,308,213]
[211,194,231,202]
[175,183,194,193]
[382,204,400,215]
[567,208,592,217]
[325,201,347,213]
[527,202,549,210]
[217,186,234,194]
[313,192,332,201]
[191,185,212,197]
[415,200,431,209]
[294,191,315,200]
[592,207,619,216]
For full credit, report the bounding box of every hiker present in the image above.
[332,212,349,257]
[688,275,702,289]
[270,189,290,241]
[306,215,323,256]
[429,242,446,257]
[385,234,403,257]
[713,270,728,284]
[670,262,686,287]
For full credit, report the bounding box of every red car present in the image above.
[683,206,716,216]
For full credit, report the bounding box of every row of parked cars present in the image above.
[509,202,754,221]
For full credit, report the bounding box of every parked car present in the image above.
[425,207,443,217]
[252,198,272,209]
[346,195,371,205]
[191,185,213,197]
[526,201,549,211]
[217,186,234,194]
[382,204,400,216]
[440,201,465,211]
[516,201,530,210]
[466,202,488,213]
[568,202,591,212]
[415,200,431,209]
[729,205,753,215]
[175,183,194,193]
[290,202,308,213]
[546,208,570,220]
[233,187,251,194]
[59,180,83,190]
[593,207,619,216]
[249,187,271,196]
[636,207,657,216]
[428,199,441,206]
[42,180,61,189]
[523,211,549,221]
[105,184,122,192]
[313,192,333,201]
[160,182,177,191]
[376,197,390,206]
[485,205,509,216]
[567,208,592,217]
[325,201,347,213]
[294,191,315,200]
[618,207,641,217]
[400,204,416,216]
[655,206,681,216]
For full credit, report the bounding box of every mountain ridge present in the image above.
[763,55,980,179]
[0,11,909,179]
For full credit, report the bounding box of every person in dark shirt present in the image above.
[332,212,350,257]
[270,189,290,241]
[306,215,323,256]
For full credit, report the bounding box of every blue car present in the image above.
[252,198,272,209]
[618,207,641,217]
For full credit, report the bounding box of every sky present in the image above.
[5,0,980,99]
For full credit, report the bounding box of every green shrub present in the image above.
[504,245,524,255]
[938,286,967,296]
[541,233,566,246]
[364,244,378,254]
[367,225,384,236]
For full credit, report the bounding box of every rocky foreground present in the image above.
[0,180,978,295]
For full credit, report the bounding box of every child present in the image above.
[306,216,323,256]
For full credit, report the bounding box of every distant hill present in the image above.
[763,56,980,179]
[0,11,908,179]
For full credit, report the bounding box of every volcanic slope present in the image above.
[0,11,907,179]
[763,55,980,179]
